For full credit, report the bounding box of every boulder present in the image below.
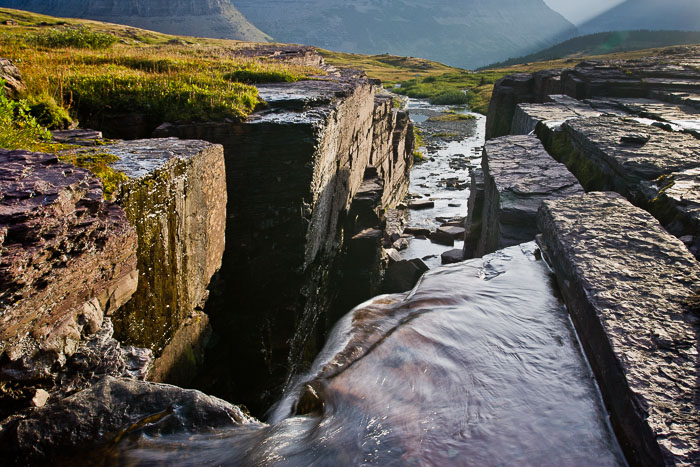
[537,192,700,466]
[408,199,435,210]
[0,376,261,464]
[0,58,25,99]
[440,249,464,264]
[383,258,429,293]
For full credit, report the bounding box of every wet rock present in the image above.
[392,237,410,251]
[408,199,435,210]
[537,192,700,466]
[463,168,485,259]
[383,258,429,293]
[87,138,226,380]
[0,58,25,99]
[384,248,402,263]
[472,135,583,258]
[0,376,260,465]
[404,226,431,237]
[548,116,700,245]
[51,129,103,146]
[440,249,464,265]
[0,150,137,391]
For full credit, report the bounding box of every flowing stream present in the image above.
[101,100,625,466]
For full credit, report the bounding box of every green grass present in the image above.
[0,7,321,130]
[30,26,118,49]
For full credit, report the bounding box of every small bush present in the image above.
[31,26,118,49]
[430,90,469,105]
[428,112,476,122]
[0,79,52,151]
[27,93,72,129]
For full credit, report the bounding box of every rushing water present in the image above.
[103,243,624,466]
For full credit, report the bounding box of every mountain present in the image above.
[483,30,700,69]
[0,0,271,42]
[580,0,700,34]
[234,0,577,69]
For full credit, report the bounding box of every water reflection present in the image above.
[102,243,625,466]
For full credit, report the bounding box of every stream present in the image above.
[99,99,626,465]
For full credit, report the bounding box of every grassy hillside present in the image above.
[483,30,700,69]
[0,7,321,153]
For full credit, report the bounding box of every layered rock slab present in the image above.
[537,192,700,466]
[546,116,700,252]
[0,150,137,383]
[463,135,583,258]
[86,138,226,384]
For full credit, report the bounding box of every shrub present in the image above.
[27,93,72,129]
[0,79,52,151]
[31,26,118,49]
[430,90,469,105]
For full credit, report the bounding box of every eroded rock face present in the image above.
[0,58,25,99]
[153,71,414,412]
[464,135,582,258]
[0,149,138,386]
[537,192,700,466]
[85,138,226,384]
[0,376,260,464]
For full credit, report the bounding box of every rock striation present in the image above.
[537,192,700,466]
[486,46,700,139]
[0,149,138,415]
[88,138,227,386]
[463,135,583,259]
[153,68,414,413]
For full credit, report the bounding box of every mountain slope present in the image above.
[580,0,700,34]
[235,0,576,69]
[484,30,700,69]
[0,0,271,42]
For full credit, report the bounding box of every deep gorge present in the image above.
[1,41,699,467]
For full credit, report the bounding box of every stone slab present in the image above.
[475,135,583,257]
[537,192,700,466]
[0,149,137,377]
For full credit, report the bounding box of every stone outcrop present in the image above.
[68,138,227,386]
[0,150,138,413]
[486,46,700,139]
[0,375,261,464]
[153,70,414,412]
[463,135,583,258]
[0,58,25,99]
[537,192,700,466]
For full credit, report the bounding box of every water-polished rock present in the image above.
[0,376,260,464]
[0,150,137,393]
[466,135,583,258]
[101,243,625,466]
[537,192,700,466]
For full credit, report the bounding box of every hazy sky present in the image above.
[544,0,627,25]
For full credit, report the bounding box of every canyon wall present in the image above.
[153,70,414,412]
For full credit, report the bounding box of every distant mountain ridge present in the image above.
[0,0,271,42]
[234,0,577,69]
[483,30,700,69]
[580,0,700,34]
